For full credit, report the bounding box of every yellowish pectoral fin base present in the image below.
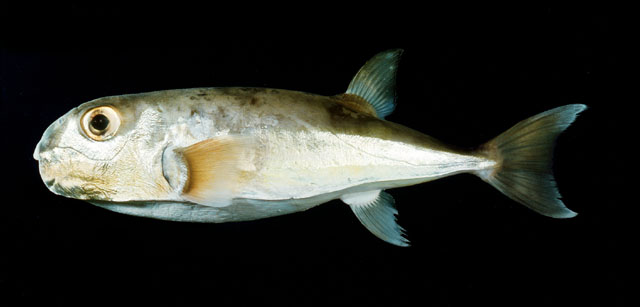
[181,136,247,207]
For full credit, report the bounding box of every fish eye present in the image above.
[81,106,121,141]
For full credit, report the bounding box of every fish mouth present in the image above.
[33,143,41,161]
[37,157,62,195]
[36,152,52,184]
[35,147,80,197]
[34,133,49,161]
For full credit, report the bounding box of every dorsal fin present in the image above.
[345,49,403,119]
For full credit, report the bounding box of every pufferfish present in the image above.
[34,49,586,246]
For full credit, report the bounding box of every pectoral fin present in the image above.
[341,190,409,247]
[179,136,251,207]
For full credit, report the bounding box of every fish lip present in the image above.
[33,143,40,161]
[34,137,46,161]
[34,125,56,162]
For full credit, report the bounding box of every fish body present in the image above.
[34,50,585,246]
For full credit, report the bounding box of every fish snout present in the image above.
[35,144,61,193]
[34,136,52,161]
[34,113,73,194]
[35,146,81,197]
[34,113,69,161]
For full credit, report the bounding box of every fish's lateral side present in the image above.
[34,49,586,246]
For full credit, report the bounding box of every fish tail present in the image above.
[474,104,587,218]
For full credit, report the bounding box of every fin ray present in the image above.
[341,190,409,247]
[475,104,587,218]
[346,49,403,118]
[180,136,250,207]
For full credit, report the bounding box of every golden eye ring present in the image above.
[81,106,121,141]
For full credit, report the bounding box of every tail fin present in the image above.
[475,104,587,218]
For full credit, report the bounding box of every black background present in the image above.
[1,5,627,307]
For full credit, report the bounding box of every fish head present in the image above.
[34,95,172,203]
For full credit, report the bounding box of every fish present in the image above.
[34,49,586,246]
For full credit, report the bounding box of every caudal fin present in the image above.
[475,104,587,218]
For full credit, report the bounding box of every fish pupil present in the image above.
[90,114,110,131]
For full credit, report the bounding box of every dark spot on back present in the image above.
[239,87,260,93]
[328,104,358,120]
[217,107,227,118]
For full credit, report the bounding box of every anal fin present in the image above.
[341,190,409,247]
